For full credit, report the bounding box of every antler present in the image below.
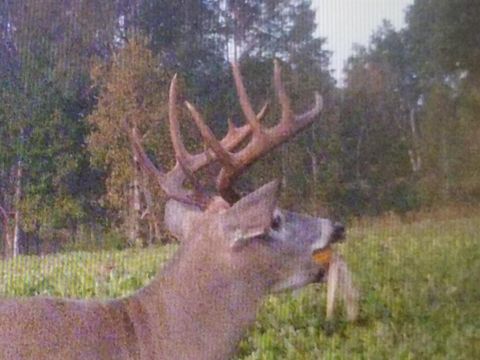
[186,60,323,202]
[128,74,268,209]
[129,60,323,208]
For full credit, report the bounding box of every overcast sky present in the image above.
[313,0,413,84]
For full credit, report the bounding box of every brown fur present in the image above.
[0,182,342,359]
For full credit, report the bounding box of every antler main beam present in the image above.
[129,72,268,208]
[207,61,323,201]
[128,60,323,208]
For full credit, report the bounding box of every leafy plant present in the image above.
[1,209,478,358]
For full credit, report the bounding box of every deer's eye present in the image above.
[271,215,282,231]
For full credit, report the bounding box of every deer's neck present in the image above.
[131,247,268,359]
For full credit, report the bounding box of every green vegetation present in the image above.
[2,209,478,359]
[1,2,478,356]
[0,244,176,299]
[2,1,480,256]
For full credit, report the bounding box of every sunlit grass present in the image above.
[0,244,176,299]
[236,208,480,359]
[1,209,479,359]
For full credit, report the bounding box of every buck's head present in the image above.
[164,180,345,293]
[220,180,344,292]
[127,60,344,292]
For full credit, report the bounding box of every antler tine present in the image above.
[129,126,165,180]
[184,100,269,204]
[221,101,268,147]
[122,77,203,207]
[214,61,324,200]
[169,74,191,163]
[128,125,191,203]
[231,62,261,133]
[185,101,238,172]
[273,60,293,125]
[127,73,263,208]
[257,101,269,121]
[129,64,321,208]
[122,116,165,180]
[295,91,323,123]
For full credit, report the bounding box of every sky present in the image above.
[313,0,414,84]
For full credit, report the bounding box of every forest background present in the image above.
[1,0,479,257]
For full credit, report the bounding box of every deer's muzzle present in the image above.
[331,222,345,243]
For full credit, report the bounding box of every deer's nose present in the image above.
[331,222,345,243]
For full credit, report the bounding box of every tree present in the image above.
[338,23,418,215]
[88,37,170,245]
[0,0,111,255]
[405,1,480,203]
[213,1,337,211]
[406,0,480,82]
[0,0,28,256]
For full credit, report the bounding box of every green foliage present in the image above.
[406,0,480,80]
[1,210,479,358]
[416,81,480,205]
[234,209,480,358]
[0,245,176,298]
[0,0,107,256]
[88,37,171,241]
[3,0,338,251]
[88,36,169,180]
[338,14,480,215]
[339,24,416,216]
[1,0,480,252]
[396,1,480,207]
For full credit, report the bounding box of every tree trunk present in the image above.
[12,161,22,257]
[0,204,12,258]
[130,154,141,246]
[441,129,450,201]
[310,126,319,190]
[139,169,161,245]
[33,222,41,255]
[307,148,318,193]
[355,126,366,180]
[408,108,422,173]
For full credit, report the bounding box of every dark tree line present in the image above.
[1,0,479,256]
[337,0,480,215]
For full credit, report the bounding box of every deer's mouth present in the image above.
[312,246,332,266]
[311,247,332,283]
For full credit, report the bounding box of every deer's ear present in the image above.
[221,180,279,250]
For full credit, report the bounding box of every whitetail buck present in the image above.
[0,61,354,359]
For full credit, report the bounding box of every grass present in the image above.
[1,209,479,359]
[0,244,176,299]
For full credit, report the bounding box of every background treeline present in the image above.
[0,0,479,256]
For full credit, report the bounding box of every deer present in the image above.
[0,60,354,360]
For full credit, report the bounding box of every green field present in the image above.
[1,209,479,359]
